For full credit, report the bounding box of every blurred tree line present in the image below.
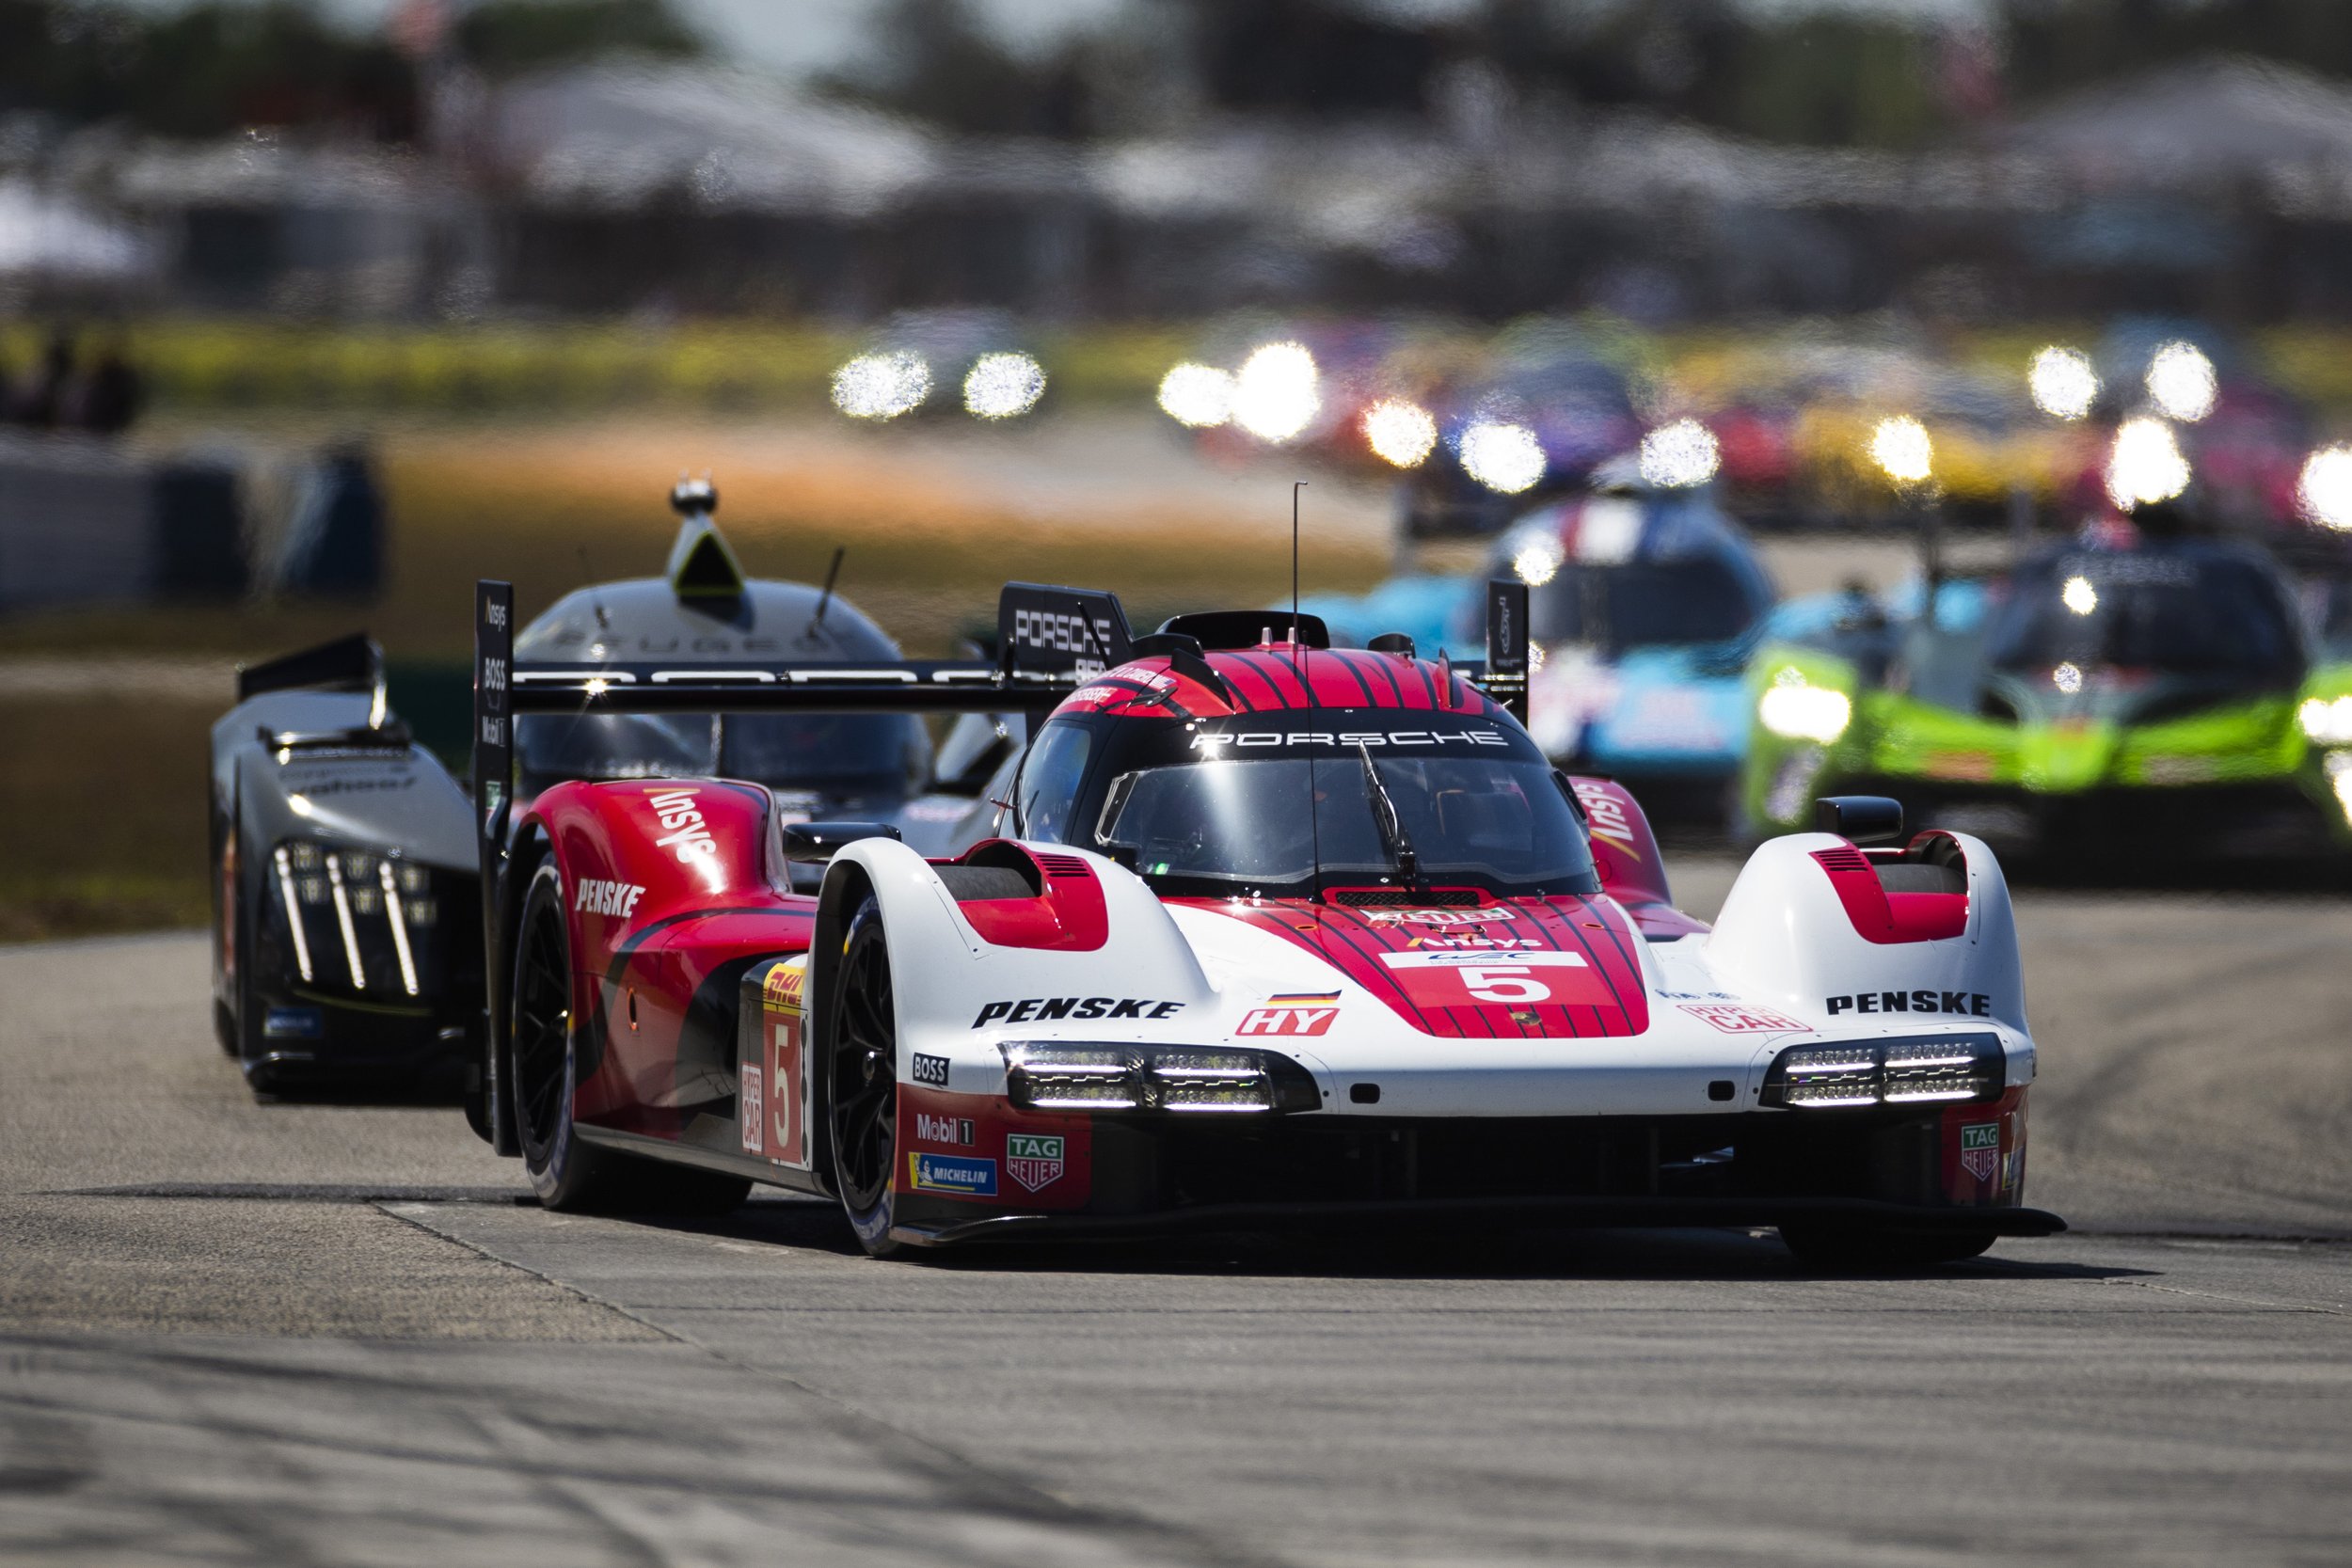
[0,0,698,141]
[8,0,2352,150]
[840,0,2352,150]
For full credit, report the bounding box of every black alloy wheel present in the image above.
[828,896,904,1257]
[510,857,751,1216]
[512,858,619,1210]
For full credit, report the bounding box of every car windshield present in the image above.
[1525,559,1760,650]
[1984,552,2303,683]
[517,711,929,795]
[1041,714,1597,898]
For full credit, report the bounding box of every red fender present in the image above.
[1566,776,1708,939]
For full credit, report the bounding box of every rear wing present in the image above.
[236,631,385,704]
[466,575,1527,1152]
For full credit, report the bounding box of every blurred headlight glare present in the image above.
[2145,341,2217,423]
[1869,415,1933,485]
[2299,696,2352,745]
[962,352,1046,420]
[1231,341,1321,444]
[2027,345,2098,420]
[1459,420,1545,494]
[1637,419,1720,488]
[832,351,931,420]
[2105,416,2191,509]
[1157,362,1234,429]
[1362,399,1438,467]
[1758,678,1851,743]
[2296,446,2352,531]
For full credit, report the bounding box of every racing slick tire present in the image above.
[510,857,750,1215]
[511,857,628,1212]
[1778,1220,1999,1271]
[826,895,905,1259]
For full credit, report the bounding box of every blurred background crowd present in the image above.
[10,0,2352,934]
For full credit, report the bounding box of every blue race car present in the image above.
[1305,463,1776,820]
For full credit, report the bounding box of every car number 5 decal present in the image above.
[1458,967,1549,1003]
[1377,949,1608,1009]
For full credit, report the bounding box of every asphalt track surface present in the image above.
[3,863,2350,1566]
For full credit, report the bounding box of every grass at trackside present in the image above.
[0,699,215,942]
[0,413,1396,937]
[0,414,1396,664]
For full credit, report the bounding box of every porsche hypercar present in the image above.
[468,578,2058,1266]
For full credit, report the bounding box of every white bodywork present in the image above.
[829,831,2035,1118]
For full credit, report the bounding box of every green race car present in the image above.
[1738,528,2352,863]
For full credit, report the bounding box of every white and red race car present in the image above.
[469,579,2059,1264]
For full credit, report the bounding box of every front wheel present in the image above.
[511,857,624,1211]
[827,896,904,1258]
[1779,1220,1998,1271]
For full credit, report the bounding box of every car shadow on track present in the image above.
[644,1198,2150,1284]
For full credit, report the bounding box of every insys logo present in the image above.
[646,787,720,863]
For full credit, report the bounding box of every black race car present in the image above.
[208,481,1005,1098]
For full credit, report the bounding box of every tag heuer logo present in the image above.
[1960,1122,1999,1181]
[1004,1133,1065,1193]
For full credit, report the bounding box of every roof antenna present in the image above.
[1290,480,1307,654]
[577,546,609,629]
[1293,478,1322,915]
[804,546,846,641]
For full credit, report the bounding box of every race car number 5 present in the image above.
[1456,968,1549,1003]
[1377,949,1605,1008]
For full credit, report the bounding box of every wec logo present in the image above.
[645,787,720,863]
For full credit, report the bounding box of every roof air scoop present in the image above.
[665,476,745,600]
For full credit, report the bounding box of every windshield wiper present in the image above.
[1356,741,1419,884]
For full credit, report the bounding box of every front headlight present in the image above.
[1762,1033,2004,1109]
[1001,1043,1320,1114]
[269,836,438,997]
[2298,695,2352,745]
[2327,750,2352,825]
[1758,673,1852,743]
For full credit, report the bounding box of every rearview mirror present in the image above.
[779,821,902,863]
[1813,795,1903,845]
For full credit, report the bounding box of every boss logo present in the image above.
[910,1053,951,1087]
[1827,990,1991,1017]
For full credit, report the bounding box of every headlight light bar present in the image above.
[271,836,439,997]
[1762,1032,2004,1109]
[1001,1043,1320,1115]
